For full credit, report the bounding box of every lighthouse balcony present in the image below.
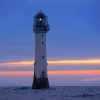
[33,25,49,33]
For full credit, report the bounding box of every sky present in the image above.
[0,0,100,86]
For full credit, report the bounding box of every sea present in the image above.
[0,86,100,100]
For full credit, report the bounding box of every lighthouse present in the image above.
[32,11,50,89]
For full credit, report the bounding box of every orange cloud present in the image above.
[0,71,32,75]
[0,61,32,67]
[0,59,100,67]
[48,59,100,65]
[0,70,100,75]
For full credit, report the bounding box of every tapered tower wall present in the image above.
[32,11,49,89]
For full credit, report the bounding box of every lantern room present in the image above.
[33,11,49,33]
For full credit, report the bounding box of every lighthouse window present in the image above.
[42,42,43,44]
[42,56,45,59]
[34,63,36,65]
[39,18,42,21]
[42,35,43,37]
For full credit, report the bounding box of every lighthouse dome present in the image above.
[35,11,46,19]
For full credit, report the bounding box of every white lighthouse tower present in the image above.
[32,11,50,89]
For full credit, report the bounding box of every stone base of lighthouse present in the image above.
[32,71,49,89]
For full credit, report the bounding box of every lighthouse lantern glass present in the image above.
[33,12,49,32]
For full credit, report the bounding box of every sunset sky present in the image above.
[0,0,100,86]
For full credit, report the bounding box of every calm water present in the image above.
[0,86,100,100]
